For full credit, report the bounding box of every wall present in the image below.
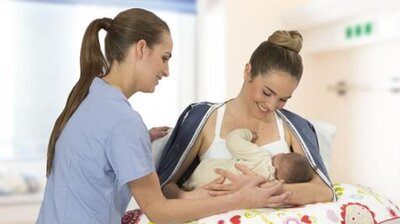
[224,0,306,99]
[196,0,226,102]
[302,41,400,205]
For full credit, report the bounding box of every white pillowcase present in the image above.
[151,129,173,169]
[309,120,337,171]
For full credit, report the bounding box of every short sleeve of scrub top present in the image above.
[105,113,155,188]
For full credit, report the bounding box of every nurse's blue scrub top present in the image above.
[37,77,154,224]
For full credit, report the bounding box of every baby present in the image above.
[183,128,314,190]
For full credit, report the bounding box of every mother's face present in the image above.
[244,67,299,119]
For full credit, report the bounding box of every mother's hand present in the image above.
[181,177,226,199]
[206,163,290,207]
[205,163,258,196]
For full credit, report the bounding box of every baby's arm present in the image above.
[226,129,263,160]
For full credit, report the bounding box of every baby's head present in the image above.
[272,152,313,183]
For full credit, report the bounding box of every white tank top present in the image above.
[200,105,290,161]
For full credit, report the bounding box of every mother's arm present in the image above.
[282,173,333,205]
[162,112,233,200]
[283,126,334,205]
[162,124,211,199]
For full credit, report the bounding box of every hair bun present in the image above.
[267,30,303,53]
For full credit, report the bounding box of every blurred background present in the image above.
[0,0,399,223]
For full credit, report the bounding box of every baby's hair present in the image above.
[280,152,313,183]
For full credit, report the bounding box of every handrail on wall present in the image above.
[327,77,400,96]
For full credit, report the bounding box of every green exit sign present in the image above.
[345,22,373,39]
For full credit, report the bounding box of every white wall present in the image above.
[224,0,306,99]
[302,42,400,205]
[196,0,226,102]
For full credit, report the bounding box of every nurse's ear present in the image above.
[132,39,148,60]
[244,63,252,81]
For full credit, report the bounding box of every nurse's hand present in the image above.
[149,126,170,142]
[237,177,290,208]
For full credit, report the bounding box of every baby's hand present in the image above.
[251,131,258,143]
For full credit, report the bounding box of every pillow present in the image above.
[126,183,400,224]
[309,120,337,171]
[151,128,173,169]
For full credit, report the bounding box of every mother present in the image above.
[158,30,334,205]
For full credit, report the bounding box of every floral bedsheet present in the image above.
[123,183,400,224]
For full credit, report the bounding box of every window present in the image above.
[0,0,196,161]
